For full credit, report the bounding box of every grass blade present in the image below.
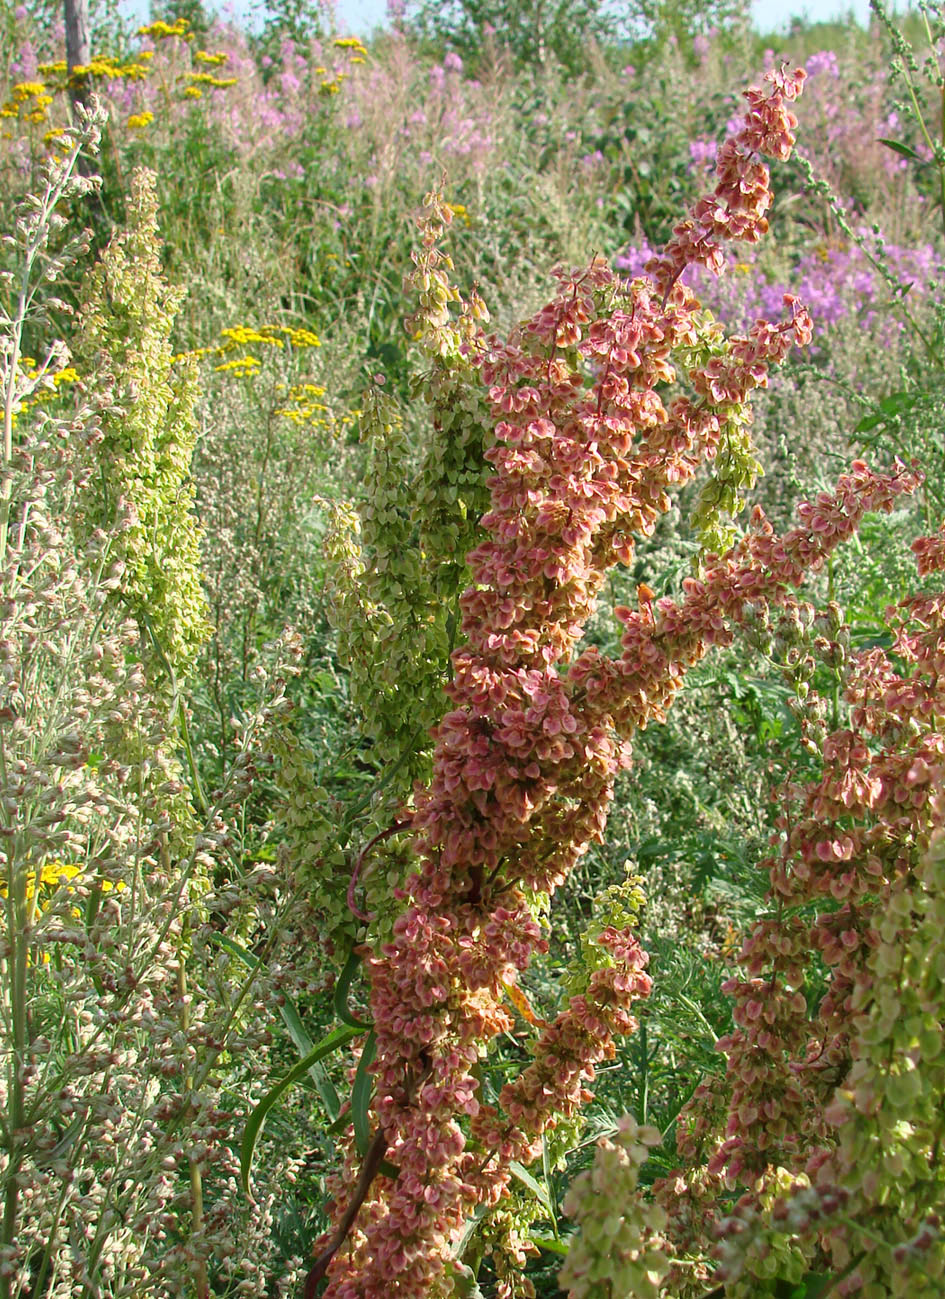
[240,1024,362,1194]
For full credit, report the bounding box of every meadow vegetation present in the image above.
[2,0,945,1295]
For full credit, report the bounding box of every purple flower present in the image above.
[689,138,718,168]
[806,49,840,79]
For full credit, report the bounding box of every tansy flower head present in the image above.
[137,16,190,38]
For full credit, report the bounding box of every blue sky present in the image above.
[328,0,876,36]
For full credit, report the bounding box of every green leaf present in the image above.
[876,136,923,161]
[799,1273,840,1298]
[334,948,373,1030]
[452,1201,491,1259]
[352,1030,377,1156]
[212,933,342,1121]
[541,1132,559,1238]
[855,412,882,433]
[529,1232,570,1256]
[509,1160,552,1213]
[240,1024,362,1194]
[855,389,916,434]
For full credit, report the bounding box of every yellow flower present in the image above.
[127,111,154,129]
[279,325,321,348]
[0,860,125,903]
[188,71,237,87]
[138,17,190,38]
[334,36,367,50]
[214,356,262,374]
[220,325,284,348]
[194,50,229,66]
[183,86,203,99]
[446,202,472,227]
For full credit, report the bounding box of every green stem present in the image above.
[178,909,210,1299]
[1,844,28,1299]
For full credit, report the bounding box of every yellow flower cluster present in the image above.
[1,860,125,905]
[215,355,261,374]
[274,380,328,421]
[71,56,152,80]
[174,322,321,374]
[1,80,54,123]
[187,71,238,88]
[221,325,285,349]
[137,17,193,40]
[284,326,321,348]
[0,16,236,149]
[317,36,368,93]
[220,324,321,350]
[274,382,361,433]
[2,860,124,963]
[12,363,79,423]
[447,202,472,227]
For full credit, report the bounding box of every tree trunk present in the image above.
[63,0,108,230]
[64,0,91,112]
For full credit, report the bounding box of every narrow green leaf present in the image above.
[452,1202,491,1259]
[352,1030,377,1156]
[509,1160,552,1213]
[877,136,923,161]
[212,933,342,1120]
[240,1024,362,1194]
[528,1233,570,1256]
[855,412,882,433]
[334,948,372,1030]
[879,391,914,416]
[541,1133,559,1238]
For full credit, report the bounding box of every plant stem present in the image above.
[178,907,210,1299]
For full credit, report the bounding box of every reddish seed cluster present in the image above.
[647,512,945,1296]
[471,928,653,1167]
[320,65,823,1299]
[649,64,806,293]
